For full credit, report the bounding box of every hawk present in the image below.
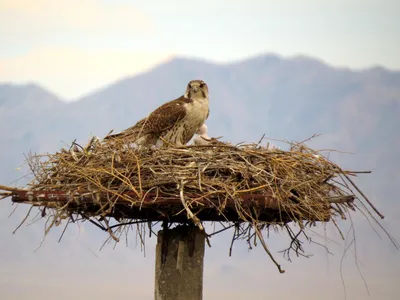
[104,80,210,148]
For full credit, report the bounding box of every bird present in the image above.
[194,124,228,146]
[103,80,210,148]
[194,124,211,145]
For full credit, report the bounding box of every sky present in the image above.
[1,202,398,300]
[1,0,400,100]
[0,2,400,299]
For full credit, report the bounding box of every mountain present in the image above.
[0,83,65,135]
[0,83,67,183]
[0,54,399,299]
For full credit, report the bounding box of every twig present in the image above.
[342,173,384,219]
[86,218,106,231]
[207,224,236,237]
[253,223,285,273]
[103,217,120,242]
[13,205,34,234]
[1,194,12,200]
[327,195,355,204]
[0,184,23,192]
[298,133,321,144]
[58,218,71,243]
[109,219,150,230]
[8,203,18,217]
[179,180,203,231]
[257,133,266,145]
[229,223,239,256]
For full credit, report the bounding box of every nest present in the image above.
[0,135,385,273]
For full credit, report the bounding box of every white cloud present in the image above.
[0,1,171,99]
[0,0,154,38]
[0,47,172,100]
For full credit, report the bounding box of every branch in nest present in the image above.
[0,184,23,192]
[253,222,285,274]
[103,217,120,242]
[327,195,355,204]
[0,193,12,200]
[342,173,384,219]
[179,180,204,231]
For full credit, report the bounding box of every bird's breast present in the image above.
[185,99,209,123]
[174,99,209,145]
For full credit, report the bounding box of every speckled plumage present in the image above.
[104,80,210,147]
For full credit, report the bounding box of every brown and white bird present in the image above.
[104,80,210,148]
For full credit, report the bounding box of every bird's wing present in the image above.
[140,96,191,135]
[103,96,191,140]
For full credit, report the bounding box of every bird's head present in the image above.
[184,80,209,100]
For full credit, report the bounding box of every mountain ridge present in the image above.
[2,54,400,103]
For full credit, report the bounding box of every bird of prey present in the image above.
[194,124,211,145]
[103,80,210,148]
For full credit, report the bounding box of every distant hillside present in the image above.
[0,54,399,214]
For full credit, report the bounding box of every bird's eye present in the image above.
[199,83,204,88]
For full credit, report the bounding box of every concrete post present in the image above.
[154,225,205,300]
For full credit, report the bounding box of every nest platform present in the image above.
[1,136,377,225]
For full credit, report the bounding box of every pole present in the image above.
[154,225,205,300]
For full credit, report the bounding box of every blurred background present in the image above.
[0,1,399,299]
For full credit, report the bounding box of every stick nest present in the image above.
[1,135,384,273]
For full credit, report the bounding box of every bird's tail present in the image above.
[103,117,148,141]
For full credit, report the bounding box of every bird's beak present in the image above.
[192,87,198,93]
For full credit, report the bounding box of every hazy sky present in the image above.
[1,2,400,298]
[1,0,399,100]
